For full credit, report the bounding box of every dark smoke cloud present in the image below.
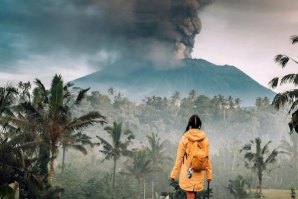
[0,0,213,71]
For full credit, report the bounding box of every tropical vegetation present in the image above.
[0,69,297,198]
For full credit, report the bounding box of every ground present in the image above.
[262,189,297,199]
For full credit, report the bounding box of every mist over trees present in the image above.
[1,73,297,199]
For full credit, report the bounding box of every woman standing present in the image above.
[170,115,212,199]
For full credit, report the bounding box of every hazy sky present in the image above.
[0,0,297,91]
[193,0,298,92]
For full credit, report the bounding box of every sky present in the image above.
[0,0,297,91]
[193,0,298,92]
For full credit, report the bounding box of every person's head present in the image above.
[185,114,202,132]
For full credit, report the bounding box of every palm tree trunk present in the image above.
[143,177,145,199]
[49,159,54,182]
[151,181,154,199]
[62,146,66,173]
[295,134,298,188]
[260,179,262,199]
[231,150,237,172]
[258,171,263,199]
[137,178,141,199]
[223,108,226,128]
[48,146,56,182]
[112,157,117,196]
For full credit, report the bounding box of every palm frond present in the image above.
[17,148,25,168]
[69,144,87,155]
[75,88,90,105]
[275,54,289,68]
[124,129,135,141]
[5,117,34,131]
[20,102,43,123]
[272,89,298,109]
[17,140,45,150]
[96,136,113,150]
[265,149,278,165]
[74,132,93,146]
[268,76,279,89]
[66,111,106,130]
[5,86,18,95]
[289,99,298,113]
[34,78,48,103]
[261,141,272,155]
[240,144,251,152]
[244,152,254,161]
[280,73,298,86]
[291,35,298,44]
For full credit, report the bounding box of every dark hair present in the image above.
[185,114,202,132]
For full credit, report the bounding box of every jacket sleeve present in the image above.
[170,136,186,179]
[206,140,212,180]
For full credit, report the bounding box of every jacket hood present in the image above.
[184,129,206,141]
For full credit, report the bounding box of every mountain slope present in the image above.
[74,58,275,106]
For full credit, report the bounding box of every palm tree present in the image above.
[227,175,249,199]
[96,121,134,195]
[240,138,279,198]
[145,133,171,170]
[17,81,31,103]
[123,149,153,199]
[269,35,298,134]
[279,134,298,187]
[39,75,106,181]
[234,98,241,108]
[0,122,47,198]
[188,89,197,102]
[145,133,171,199]
[60,132,93,173]
[170,91,181,107]
[7,75,106,182]
[0,86,18,117]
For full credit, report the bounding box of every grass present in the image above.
[260,189,297,199]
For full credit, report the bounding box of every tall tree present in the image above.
[0,86,50,198]
[123,149,152,199]
[240,137,279,198]
[60,132,93,173]
[145,133,171,199]
[8,75,106,182]
[0,86,18,117]
[279,134,298,187]
[269,35,298,134]
[145,133,171,169]
[96,121,134,196]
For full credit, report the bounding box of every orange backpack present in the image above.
[186,139,209,172]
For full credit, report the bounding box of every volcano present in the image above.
[73,58,275,106]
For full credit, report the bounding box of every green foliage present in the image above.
[0,184,15,199]
[54,168,136,199]
[1,73,296,199]
[270,34,298,134]
[145,132,172,169]
[54,168,85,199]
[227,175,249,199]
[96,121,134,196]
[291,188,296,199]
[240,138,279,196]
[0,75,106,198]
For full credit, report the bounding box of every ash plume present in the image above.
[1,0,214,71]
[99,0,214,59]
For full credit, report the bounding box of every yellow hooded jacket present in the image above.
[170,129,212,192]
